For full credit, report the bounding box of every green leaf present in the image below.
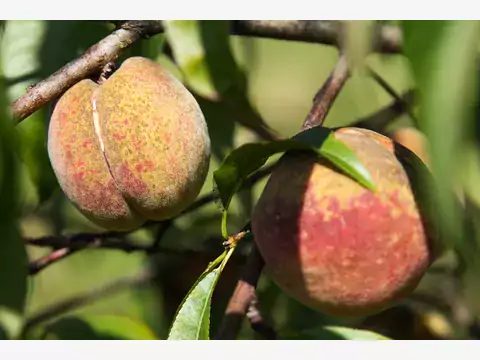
[0,307,24,340]
[163,20,219,100]
[40,315,158,340]
[39,21,111,77]
[164,20,274,141]
[0,20,48,210]
[168,269,218,340]
[0,63,28,340]
[296,129,375,191]
[282,326,391,340]
[168,248,235,340]
[213,126,376,213]
[402,20,480,250]
[1,21,112,208]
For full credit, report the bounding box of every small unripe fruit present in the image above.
[48,57,211,231]
[252,127,438,317]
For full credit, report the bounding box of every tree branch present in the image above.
[26,164,275,274]
[246,292,277,340]
[24,267,154,332]
[28,247,80,275]
[215,244,265,339]
[352,90,415,133]
[302,54,349,130]
[232,21,402,54]
[11,21,402,124]
[367,67,418,123]
[216,50,353,340]
[12,24,148,122]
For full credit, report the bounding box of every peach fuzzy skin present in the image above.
[48,80,143,231]
[252,127,435,317]
[95,57,211,220]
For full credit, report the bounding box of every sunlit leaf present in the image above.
[168,269,218,340]
[213,126,376,214]
[1,21,113,208]
[282,325,391,340]
[164,20,274,141]
[163,20,218,100]
[0,20,48,209]
[168,248,235,340]
[41,314,158,340]
[0,65,28,340]
[402,20,480,251]
[295,129,375,190]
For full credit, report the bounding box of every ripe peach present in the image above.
[48,57,211,231]
[252,127,438,317]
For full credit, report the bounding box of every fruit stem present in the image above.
[97,62,117,85]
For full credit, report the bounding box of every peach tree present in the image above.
[0,20,479,340]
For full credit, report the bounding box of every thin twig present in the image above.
[302,54,350,130]
[352,90,415,133]
[216,49,353,340]
[24,267,154,331]
[26,164,275,251]
[246,293,277,340]
[367,67,418,123]
[215,244,265,339]
[214,88,416,338]
[26,235,154,275]
[12,22,156,122]
[26,231,138,251]
[25,164,275,274]
[12,21,402,124]
[28,248,79,275]
[231,21,402,54]
[26,221,170,253]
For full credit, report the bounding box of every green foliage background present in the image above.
[1,20,479,340]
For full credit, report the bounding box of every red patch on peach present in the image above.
[130,134,143,150]
[135,160,154,174]
[143,160,154,171]
[86,169,101,175]
[255,181,430,315]
[69,174,129,217]
[113,132,126,141]
[73,171,85,181]
[117,163,148,198]
[82,140,93,148]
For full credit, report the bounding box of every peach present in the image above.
[252,127,438,317]
[48,57,211,231]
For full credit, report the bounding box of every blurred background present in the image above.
[0,20,479,340]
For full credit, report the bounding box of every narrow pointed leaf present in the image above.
[0,61,28,340]
[40,315,158,340]
[213,126,376,212]
[163,20,218,100]
[282,326,391,340]
[163,20,274,140]
[402,20,480,251]
[168,269,219,340]
[168,248,235,340]
[317,133,375,190]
